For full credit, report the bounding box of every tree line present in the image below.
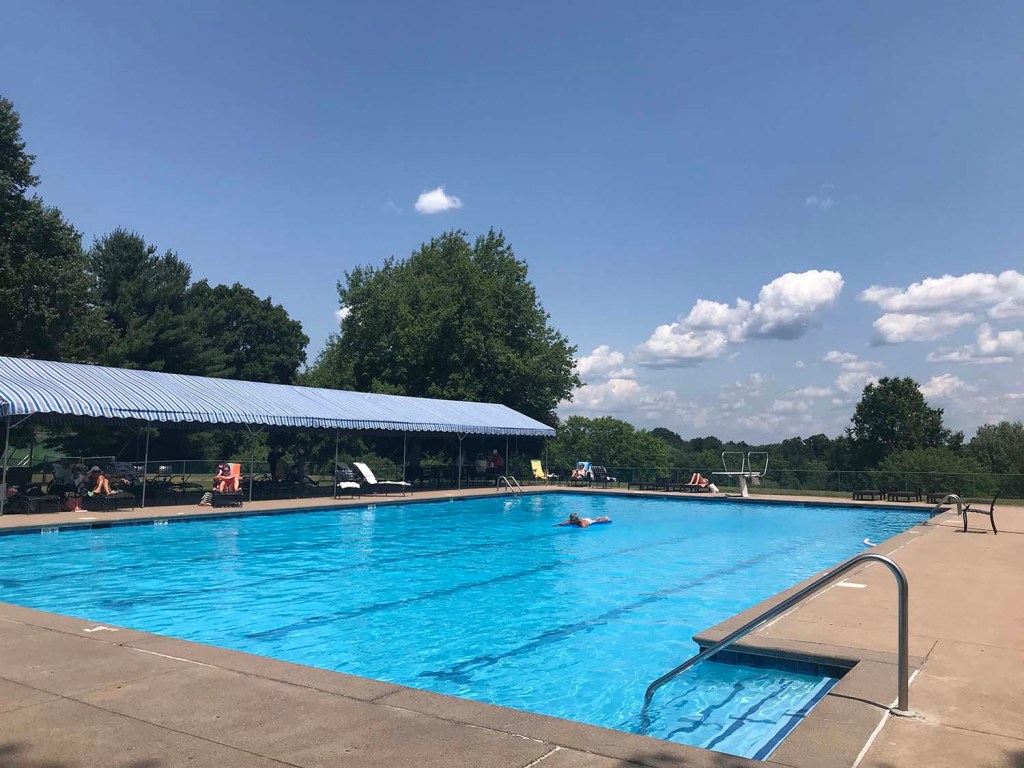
[550,379,1024,498]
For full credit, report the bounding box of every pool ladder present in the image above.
[496,476,523,494]
[639,552,911,733]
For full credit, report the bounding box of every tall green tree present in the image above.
[311,230,580,424]
[0,96,98,360]
[549,416,669,471]
[847,377,951,468]
[187,280,308,383]
[88,229,200,372]
[969,421,1024,497]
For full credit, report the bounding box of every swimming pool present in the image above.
[0,493,927,759]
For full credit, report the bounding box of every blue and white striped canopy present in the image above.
[0,357,555,436]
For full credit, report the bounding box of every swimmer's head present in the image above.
[569,513,579,522]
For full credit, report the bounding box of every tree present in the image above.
[0,96,98,360]
[311,230,579,424]
[548,416,668,472]
[847,377,951,468]
[878,448,992,497]
[186,281,308,384]
[969,421,1024,498]
[88,229,200,372]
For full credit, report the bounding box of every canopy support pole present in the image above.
[1,414,11,517]
[402,432,407,482]
[245,425,265,502]
[333,430,339,477]
[505,435,509,476]
[140,424,151,508]
[458,433,466,490]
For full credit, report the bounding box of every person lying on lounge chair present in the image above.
[686,473,719,492]
[555,512,611,528]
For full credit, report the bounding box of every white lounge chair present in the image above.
[352,462,412,496]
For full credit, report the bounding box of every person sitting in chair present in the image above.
[213,463,240,493]
[84,466,113,496]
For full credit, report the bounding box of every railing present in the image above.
[638,552,910,733]
[496,476,523,494]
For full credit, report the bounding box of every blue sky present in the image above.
[4,1,1022,440]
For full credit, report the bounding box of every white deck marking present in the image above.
[837,582,867,589]
[82,625,119,633]
[77,517,99,521]
[851,667,922,768]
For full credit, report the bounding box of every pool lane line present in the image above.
[417,541,807,685]
[245,527,732,641]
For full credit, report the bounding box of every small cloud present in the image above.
[635,270,844,367]
[795,360,806,368]
[870,311,975,344]
[335,306,352,322]
[920,374,975,399]
[805,194,835,210]
[414,186,463,214]
[928,324,1024,364]
[792,385,832,398]
[386,200,403,213]
[575,345,633,382]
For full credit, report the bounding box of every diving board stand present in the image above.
[713,451,768,498]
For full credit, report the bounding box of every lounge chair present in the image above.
[569,462,593,486]
[852,489,884,501]
[682,472,715,493]
[591,466,616,488]
[212,463,244,507]
[334,463,362,498]
[530,460,559,482]
[352,462,412,496]
[886,487,922,502]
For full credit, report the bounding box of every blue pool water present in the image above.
[0,494,927,759]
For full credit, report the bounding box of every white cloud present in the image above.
[860,271,1024,315]
[920,374,975,399]
[795,360,806,368]
[793,385,833,398]
[836,370,880,395]
[805,194,835,210]
[871,311,975,344]
[634,326,730,366]
[414,186,463,214]
[386,200,402,213]
[927,324,1024,365]
[575,345,630,381]
[335,306,352,321]
[824,351,857,365]
[636,270,844,366]
[823,351,882,372]
[769,398,811,414]
[823,351,882,396]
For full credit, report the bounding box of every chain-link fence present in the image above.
[594,467,1022,502]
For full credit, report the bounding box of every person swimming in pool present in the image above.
[555,512,611,528]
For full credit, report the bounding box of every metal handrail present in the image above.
[639,553,910,733]
[496,475,523,494]
[930,493,963,517]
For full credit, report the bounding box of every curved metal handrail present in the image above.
[639,552,910,733]
[496,475,523,494]
[931,493,963,517]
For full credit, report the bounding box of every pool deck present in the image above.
[0,487,1020,767]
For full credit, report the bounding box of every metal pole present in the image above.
[141,424,151,508]
[640,552,910,730]
[458,435,464,490]
[1,414,11,516]
[505,435,509,478]
[402,432,407,482]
